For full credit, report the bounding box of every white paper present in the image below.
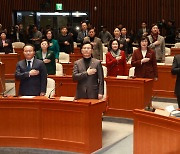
[20,96,35,98]
[116,76,128,79]
[165,105,175,112]
[59,96,74,101]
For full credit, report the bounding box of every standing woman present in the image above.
[45,29,60,63]
[36,39,56,75]
[106,39,127,76]
[0,31,13,54]
[131,36,158,80]
[58,26,74,54]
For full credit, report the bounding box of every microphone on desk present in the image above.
[144,93,156,112]
[48,82,62,99]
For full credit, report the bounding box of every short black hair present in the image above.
[81,41,93,50]
[23,44,35,51]
[108,39,120,50]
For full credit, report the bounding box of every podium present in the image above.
[105,77,153,118]
[134,109,180,154]
[0,63,6,93]
[0,96,106,153]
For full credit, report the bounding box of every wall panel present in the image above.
[0,0,179,35]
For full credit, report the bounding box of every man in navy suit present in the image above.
[15,44,47,96]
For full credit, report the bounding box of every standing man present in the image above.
[15,44,47,96]
[83,28,103,60]
[73,42,104,99]
[171,55,180,108]
[77,21,88,45]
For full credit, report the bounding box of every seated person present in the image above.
[36,39,56,75]
[15,44,47,96]
[73,42,104,99]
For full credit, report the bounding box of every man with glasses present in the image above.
[73,42,104,99]
[15,44,47,96]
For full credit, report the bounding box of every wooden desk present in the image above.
[171,48,180,56]
[153,65,176,98]
[134,109,180,154]
[0,54,20,79]
[105,77,153,118]
[60,63,74,75]
[0,63,6,93]
[0,96,106,153]
[14,48,24,60]
[48,75,77,97]
[70,53,82,63]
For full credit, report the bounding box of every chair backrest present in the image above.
[59,52,70,63]
[46,78,55,97]
[103,45,108,53]
[174,43,180,48]
[129,67,135,77]
[12,42,25,49]
[102,65,107,77]
[56,63,63,76]
[102,52,106,63]
[103,81,107,99]
[165,47,171,56]
[165,56,174,65]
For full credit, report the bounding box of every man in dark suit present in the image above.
[15,44,47,96]
[73,42,104,99]
[77,22,88,45]
[171,55,180,108]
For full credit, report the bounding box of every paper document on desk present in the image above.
[60,96,74,101]
[20,96,35,98]
[116,76,128,79]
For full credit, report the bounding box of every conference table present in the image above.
[133,109,180,154]
[47,75,153,118]
[170,47,180,56]
[0,63,6,93]
[0,96,106,153]
[153,64,176,98]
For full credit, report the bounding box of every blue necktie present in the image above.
[27,61,31,71]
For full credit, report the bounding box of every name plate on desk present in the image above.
[20,96,35,98]
[116,75,129,79]
[60,96,74,101]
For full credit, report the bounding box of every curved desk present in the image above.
[0,96,106,153]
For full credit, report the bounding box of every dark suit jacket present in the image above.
[131,48,158,78]
[15,58,47,96]
[73,58,104,99]
[36,50,56,75]
[171,55,180,96]
[0,39,13,54]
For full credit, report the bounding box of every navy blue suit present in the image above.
[15,58,47,96]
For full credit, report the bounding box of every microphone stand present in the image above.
[48,83,62,99]
[144,93,156,112]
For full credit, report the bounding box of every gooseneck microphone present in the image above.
[48,83,62,99]
[144,93,156,112]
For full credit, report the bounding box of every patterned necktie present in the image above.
[27,61,31,71]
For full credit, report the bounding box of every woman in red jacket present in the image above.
[106,39,127,76]
[131,36,158,80]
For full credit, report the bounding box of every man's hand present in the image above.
[87,67,97,75]
[43,59,51,63]
[29,69,39,76]
[98,94,103,100]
